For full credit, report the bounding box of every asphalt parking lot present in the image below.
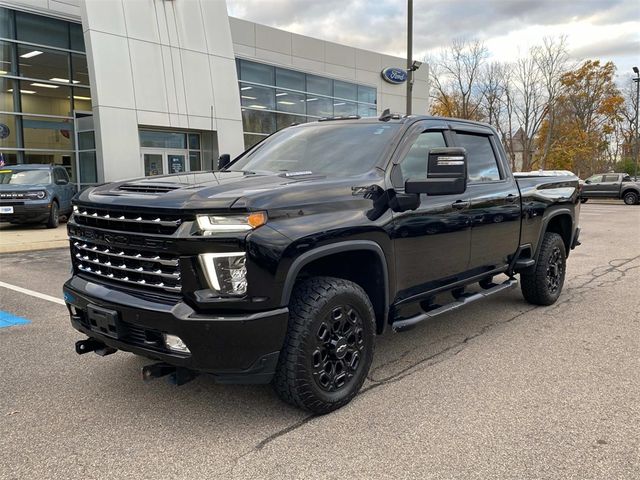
[1,202,639,479]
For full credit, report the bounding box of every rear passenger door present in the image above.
[601,174,621,198]
[452,128,521,272]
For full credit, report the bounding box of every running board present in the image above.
[392,279,518,332]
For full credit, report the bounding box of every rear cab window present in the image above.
[454,132,502,183]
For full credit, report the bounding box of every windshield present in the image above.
[229,123,401,175]
[0,169,51,185]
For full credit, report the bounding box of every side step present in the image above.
[392,279,518,332]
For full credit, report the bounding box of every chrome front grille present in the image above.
[73,206,183,235]
[71,240,181,293]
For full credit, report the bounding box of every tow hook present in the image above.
[75,338,117,356]
[142,362,199,386]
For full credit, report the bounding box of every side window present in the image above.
[53,169,62,183]
[455,133,501,183]
[399,131,446,181]
[587,175,603,183]
[603,174,619,182]
[59,168,70,182]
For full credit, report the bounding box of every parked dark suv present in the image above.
[0,164,76,228]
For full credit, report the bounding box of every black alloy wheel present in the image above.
[623,191,638,205]
[311,304,365,392]
[546,245,564,295]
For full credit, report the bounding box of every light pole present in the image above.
[633,66,639,181]
[406,0,413,115]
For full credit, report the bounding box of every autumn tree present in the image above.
[537,60,624,176]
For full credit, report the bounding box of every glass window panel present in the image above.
[358,104,377,117]
[358,85,376,104]
[16,11,69,49]
[240,83,274,110]
[0,150,18,165]
[306,74,332,96]
[0,113,17,148]
[17,44,69,82]
[24,151,56,164]
[456,133,501,183]
[189,151,201,171]
[139,130,186,149]
[241,108,276,134]
[1,41,15,75]
[22,115,74,150]
[276,112,304,130]
[334,80,357,101]
[0,8,13,40]
[333,101,357,117]
[72,87,91,111]
[71,53,88,85]
[400,132,447,181]
[276,68,305,91]
[77,131,94,150]
[305,95,332,118]
[275,89,305,114]
[70,23,85,52]
[19,80,72,116]
[144,153,164,176]
[1,77,14,111]
[188,133,200,150]
[244,134,267,150]
[240,60,274,85]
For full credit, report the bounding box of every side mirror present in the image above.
[218,154,231,170]
[585,179,591,184]
[405,147,467,195]
[56,179,68,185]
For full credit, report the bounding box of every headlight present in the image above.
[26,190,47,200]
[196,212,267,234]
[199,252,247,295]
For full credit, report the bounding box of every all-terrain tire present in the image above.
[623,191,638,205]
[273,276,375,414]
[520,232,566,306]
[46,201,59,228]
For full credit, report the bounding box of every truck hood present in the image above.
[76,170,378,211]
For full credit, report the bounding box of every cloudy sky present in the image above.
[227,0,640,81]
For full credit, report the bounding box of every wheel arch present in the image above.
[537,210,573,258]
[621,188,639,201]
[281,241,389,334]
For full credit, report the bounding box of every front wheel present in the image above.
[273,276,375,414]
[46,201,59,228]
[520,232,566,306]
[580,198,588,204]
[623,191,638,205]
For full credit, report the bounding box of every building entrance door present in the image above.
[141,149,189,176]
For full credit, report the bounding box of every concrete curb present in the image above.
[0,240,68,254]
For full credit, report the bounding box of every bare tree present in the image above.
[532,37,570,168]
[430,39,488,119]
[511,54,547,171]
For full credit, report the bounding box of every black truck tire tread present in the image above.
[520,232,566,306]
[273,276,375,414]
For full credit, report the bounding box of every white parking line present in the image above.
[0,281,66,306]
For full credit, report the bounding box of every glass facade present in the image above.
[139,129,202,176]
[0,7,93,187]
[236,59,377,149]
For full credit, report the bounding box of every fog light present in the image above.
[163,334,190,353]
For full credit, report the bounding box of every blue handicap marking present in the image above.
[0,310,31,329]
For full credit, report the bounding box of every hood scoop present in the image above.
[117,183,182,194]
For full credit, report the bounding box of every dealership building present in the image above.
[0,0,430,187]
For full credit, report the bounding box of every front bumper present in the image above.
[63,275,289,384]
[0,200,51,222]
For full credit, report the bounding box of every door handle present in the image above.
[452,200,470,210]
[506,194,518,203]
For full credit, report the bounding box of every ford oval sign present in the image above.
[381,67,408,84]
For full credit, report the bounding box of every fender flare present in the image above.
[535,207,574,258]
[280,240,390,329]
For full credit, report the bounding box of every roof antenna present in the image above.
[379,108,392,122]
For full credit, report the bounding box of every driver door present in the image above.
[390,124,471,296]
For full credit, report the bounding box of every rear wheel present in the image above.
[46,201,59,228]
[273,276,375,414]
[520,232,566,306]
[623,191,638,205]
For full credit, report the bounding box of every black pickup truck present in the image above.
[63,114,581,413]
